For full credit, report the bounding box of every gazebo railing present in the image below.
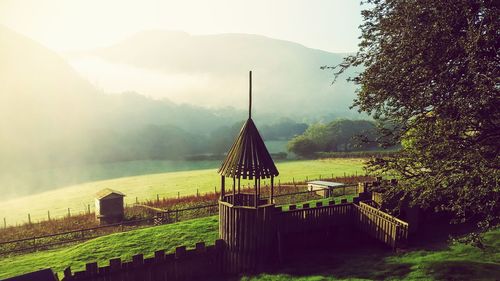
[222,193,269,207]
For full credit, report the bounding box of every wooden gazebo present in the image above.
[218,71,279,272]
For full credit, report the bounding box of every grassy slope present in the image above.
[0,216,219,279]
[1,214,498,280]
[0,159,365,225]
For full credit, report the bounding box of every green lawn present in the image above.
[0,158,365,225]
[1,213,498,280]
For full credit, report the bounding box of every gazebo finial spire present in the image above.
[249,70,252,119]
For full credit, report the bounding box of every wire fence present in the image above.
[1,172,368,227]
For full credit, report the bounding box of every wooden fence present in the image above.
[59,199,408,281]
[62,240,226,281]
[276,201,353,234]
[353,202,409,249]
[276,200,408,250]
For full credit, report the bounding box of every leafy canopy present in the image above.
[329,0,499,232]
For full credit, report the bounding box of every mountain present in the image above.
[83,30,360,119]
[0,26,244,198]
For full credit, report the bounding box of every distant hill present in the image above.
[0,27,243,198]
[84,30,360,119]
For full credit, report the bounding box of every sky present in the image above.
[0,0,363,53]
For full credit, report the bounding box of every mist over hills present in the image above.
[76,30,360,119]
[0,26,360,198]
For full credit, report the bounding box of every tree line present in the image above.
[287,119,393,158]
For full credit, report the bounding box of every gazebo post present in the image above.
[232,177,236,203]
[258,178,261,199]
[254,177,258,208]
[270,176,274,204]
[221,176,225,200]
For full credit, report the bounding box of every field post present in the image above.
[136,197,138,204]
[319,174,322,180]
[157,194,160,203]
[3,217,6,228]
[68,208,71,217]
[88,204,91,214]
[197,189,199,197]
[214,186,217,195]
[306,176,308,182]
[28,213,31,225]
[178,192,180,199]
[47,210,51,221]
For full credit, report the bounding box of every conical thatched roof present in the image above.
[218,118,279,179]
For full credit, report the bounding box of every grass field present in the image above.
[0,159,365,226]
[1,214,498,280]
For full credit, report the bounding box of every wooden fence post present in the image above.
[155,250,165,262]
[47,210,51,221]
[85,262,98,277]
[63,267,72,280]
[3,217,6,229]
[132,254,144,280]
[28,213,31,225]
[68,208,71,217]
[109,258,122,280]
[87,204,91,214]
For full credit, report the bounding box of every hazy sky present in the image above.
[0,0,363,52]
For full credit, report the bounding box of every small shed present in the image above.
[95,188,125,225]
[307,181,345,198]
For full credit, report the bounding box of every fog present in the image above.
[0,25,362,201]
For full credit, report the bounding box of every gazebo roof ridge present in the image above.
[217,71,279,180]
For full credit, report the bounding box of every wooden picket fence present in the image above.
[276,200,408,249]
[62,240,226,281]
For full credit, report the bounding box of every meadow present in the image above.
[1,215,498,280]
[0,158,365,226]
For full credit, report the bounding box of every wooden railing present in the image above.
[353,202,409,249]
[222,193,268,207]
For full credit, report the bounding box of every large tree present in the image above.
[329,0,499,235]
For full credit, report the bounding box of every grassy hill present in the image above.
[1,215,498,280]
[0,158,365,226]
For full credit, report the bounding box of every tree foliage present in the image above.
[330,0,499,233]
[287,119,381,157]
